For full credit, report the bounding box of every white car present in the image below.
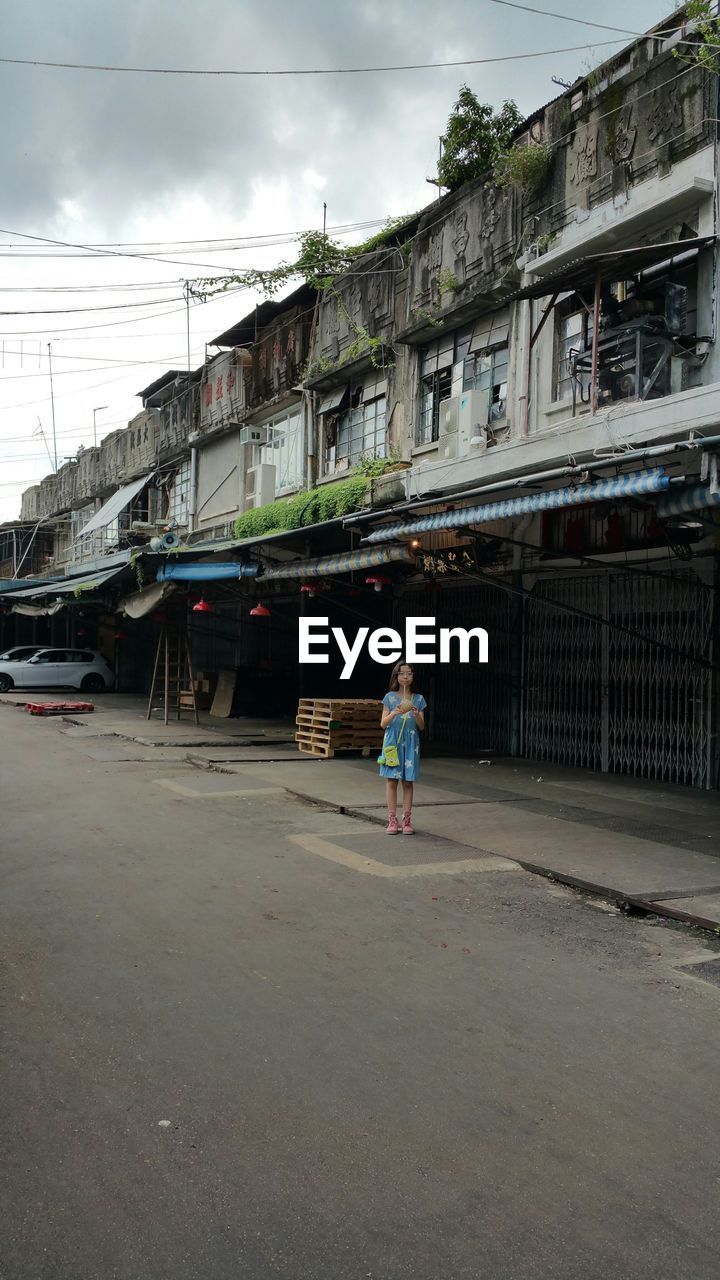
[0,648,115,694]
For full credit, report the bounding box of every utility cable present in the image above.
[0,39,629,78]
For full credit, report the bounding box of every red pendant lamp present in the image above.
[249,602,271,617]
[193,597,214,614]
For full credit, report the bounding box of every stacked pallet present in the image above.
[295,697,384,759]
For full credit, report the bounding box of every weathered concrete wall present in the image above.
[196,433,244,528]
[403,179,520,341]
[18,395,197,523]
[535,48,714,246]
[247,302,312,412]
[199,349,250,438]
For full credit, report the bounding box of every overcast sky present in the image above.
[0,0,669,524]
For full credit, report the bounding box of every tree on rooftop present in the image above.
[436,87,524,192]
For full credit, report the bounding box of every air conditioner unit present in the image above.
[440,395,460,436]
[438,395,460,459]
[245,463,276,508]
[458,389,490,457]
[240,425,269,447]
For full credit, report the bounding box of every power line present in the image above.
[484,2,645,37]
[0,294,183,316]
[0,217,386,254]
[0,39,628,78]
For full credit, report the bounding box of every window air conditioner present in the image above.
[240,425,269,446]
[245,463,276,508]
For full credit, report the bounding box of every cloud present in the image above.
[0,0,667,236]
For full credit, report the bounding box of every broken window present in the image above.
[462,308,510,422]
[324,377,387,471]
[417,324,472,445]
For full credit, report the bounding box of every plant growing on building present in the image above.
[354,447,404,479]
[534,231,557,256]
[496,141,553,195]
[672,0,720,71]
[232,476,368,541]
[436,88,524,192]
[130,550,146,590]
[437,269,459,300]
[191,214,418,304]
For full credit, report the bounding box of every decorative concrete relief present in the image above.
[647,87,684,144]
[570,127,598,186]
[452,211,470,287]
[479,188,500,241]
[427,229,445,306]
[611,103,637,162]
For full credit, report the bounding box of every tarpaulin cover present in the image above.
[156,562,260,582]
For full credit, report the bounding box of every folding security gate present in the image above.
[522,570,715,788]
[396,583,516,753]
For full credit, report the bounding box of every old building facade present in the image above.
[3,7,719,785]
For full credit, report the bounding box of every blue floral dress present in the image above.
[379,692,427,781]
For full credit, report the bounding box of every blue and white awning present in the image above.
[655,484,720,518]
[157,562,260,583]
[365,468,671,544]
[262,544,415,582]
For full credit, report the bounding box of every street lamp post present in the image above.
[93,405,107,449]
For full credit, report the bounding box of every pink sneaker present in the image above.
[402,813,415,836]
[386,814,400,835]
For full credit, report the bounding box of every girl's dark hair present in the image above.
[388,659,414,693]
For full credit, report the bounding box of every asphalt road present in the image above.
[2,707,720,1280]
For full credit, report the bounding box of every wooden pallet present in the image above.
[298,698,382,716]
[295,697,384,758]
[295,737,379,760]
[295,727,383,760]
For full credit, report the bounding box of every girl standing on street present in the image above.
[379,660,427,835]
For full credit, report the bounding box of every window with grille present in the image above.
[322,375,387,472]
[418,313,511,442]
[167,461,191,525]
[259,407,303,490]
[333,395,386,468]
[554,300,593,404]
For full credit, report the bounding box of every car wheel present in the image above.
[0,673,14,693]
[80,673,105,693]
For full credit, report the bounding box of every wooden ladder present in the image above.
[146,621,199,725]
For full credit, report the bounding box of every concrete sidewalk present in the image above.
[6,690,720,931]
[187,748,720,933]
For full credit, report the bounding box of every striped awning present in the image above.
[261,544,415,582]
[365,468,671,544]
[655,484,720,518]
[157,562,260,583]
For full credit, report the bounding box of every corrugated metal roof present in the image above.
[512,237,714,302]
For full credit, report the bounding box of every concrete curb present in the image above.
[277,790,720,936]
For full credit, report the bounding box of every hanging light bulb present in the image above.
[365,575,391,593]
[249,602,271,617]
